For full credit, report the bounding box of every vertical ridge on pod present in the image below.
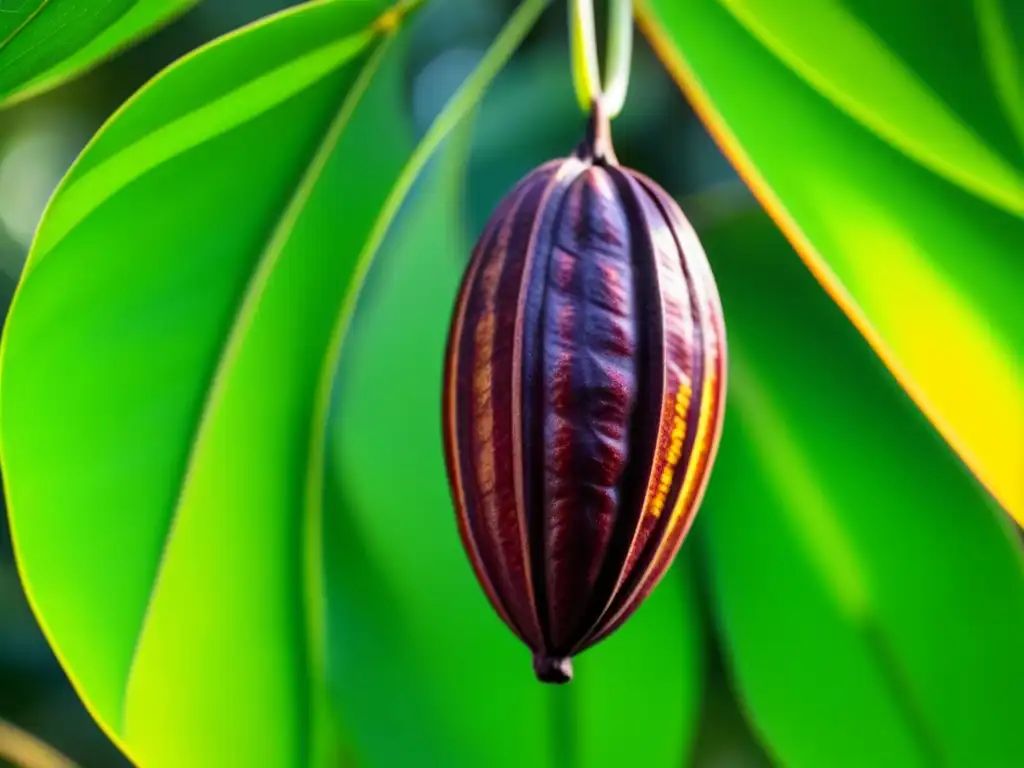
[586,177,726,647]
[573,168,702,649]
[565,163,666,650]
[541,167,637,650]
[445,209,520,638]
[447,169,551,648]
[518,159,591,652]
[486,165,556,649]
[640,176,727,568]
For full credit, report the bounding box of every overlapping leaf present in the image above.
[0,0,201,108]
[697,209,1024,766]
[638,0,1024,521]
[0,0,555,764]
[328,124,703,766]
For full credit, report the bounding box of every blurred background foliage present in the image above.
[0,0,1020,766]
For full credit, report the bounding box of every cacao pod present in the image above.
[442,105,727,684]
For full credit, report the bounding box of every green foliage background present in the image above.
[0,1,1020,766]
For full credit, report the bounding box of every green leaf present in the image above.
[697,210,1024,766]
[710,0,1023,209]
[0,0,201,109]
[1,0,556,761]
[1,0,402,762]
[638,0,1024,522]
[0,0,557,765]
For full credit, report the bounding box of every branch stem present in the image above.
[0,719,78,768]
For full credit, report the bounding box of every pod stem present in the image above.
[574,98,619,165]
[569,0,635,119]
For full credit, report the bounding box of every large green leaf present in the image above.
[328,121,704,765]
[0,0,551,764]
[697,209,1024,766]
[638,0,1024,522]
[0,0,201,109]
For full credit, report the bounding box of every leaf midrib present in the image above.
[29,28,377,262]
[0,0,140,85]
[0,0,51,53]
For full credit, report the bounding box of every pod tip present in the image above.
[533,654,574,684]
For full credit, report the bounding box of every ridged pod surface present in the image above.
[442,106,727,683]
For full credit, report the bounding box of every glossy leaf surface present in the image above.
[698,210,1024,766]
[328,122,703,766]
[2,0,403,761]
[3,0,420,764]
[638,0,1024,521]
[0,0,201,108]
[0,0,562,763]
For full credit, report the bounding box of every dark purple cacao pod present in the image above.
[442,106,727,684]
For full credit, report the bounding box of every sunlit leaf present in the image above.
[697,210,1024,766]
[0,0,201,109]
[329,95,704,768]
[2,0,407,762]
[638,0,1024,522]
[0,0,552,764]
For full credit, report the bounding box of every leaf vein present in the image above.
[0,0,49,53]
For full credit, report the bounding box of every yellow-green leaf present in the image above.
[638,0,1024,522]
[1,0,556,764]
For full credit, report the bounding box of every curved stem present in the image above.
[570,0,602,113]
[602,0,634,118]
[569,0,634,118]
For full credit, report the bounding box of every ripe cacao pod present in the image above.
[442,105,727,684]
